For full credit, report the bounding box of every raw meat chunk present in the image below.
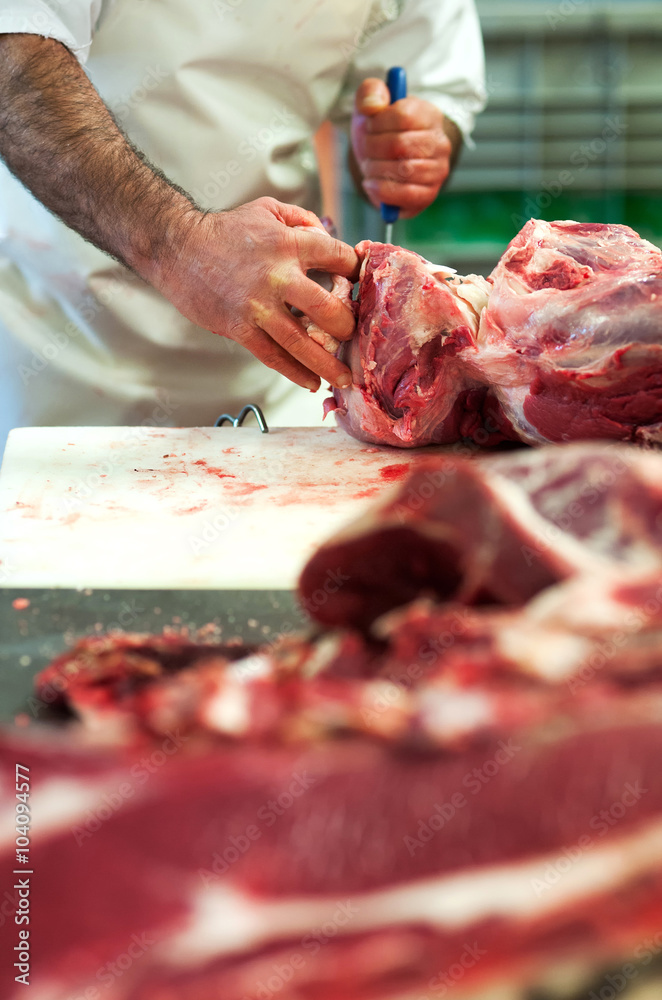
[330,222,662,448]
[5,442,662,1000]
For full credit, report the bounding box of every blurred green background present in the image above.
[341,0,662,274]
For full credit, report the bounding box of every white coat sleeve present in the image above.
[0,1,105,63]
[329,0,486,146]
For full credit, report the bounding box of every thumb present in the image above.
[355,78,390,116]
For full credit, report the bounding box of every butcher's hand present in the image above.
[0,34,357,392]
[149,199,359,391]
[350,78,462,219]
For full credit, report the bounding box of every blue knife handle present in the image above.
[386,66,407,103]
[380,67,407,226]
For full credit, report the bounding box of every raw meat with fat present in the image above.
[3,443,662,1000]
[328,241,498,447]
[329,221,662,448]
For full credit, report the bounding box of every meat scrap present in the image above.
[299,441,662,629]
[4,443,662,1000]
[329,220,662,447]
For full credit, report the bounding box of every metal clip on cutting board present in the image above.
[381,66,407,245]
[215,403,269,432]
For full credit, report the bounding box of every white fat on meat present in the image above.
[158,816,662,967]
[202,681,251,736]
[0,773,131,849]
[418,686,494,741]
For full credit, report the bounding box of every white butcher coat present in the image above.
[0,0,485,436]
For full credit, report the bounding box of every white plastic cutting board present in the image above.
[0,426,429,590]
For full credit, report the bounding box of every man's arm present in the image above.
[0,33,358,391]
[0,33,196,272]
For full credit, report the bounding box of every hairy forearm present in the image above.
[0,33,361,390]
[0,33,198,281]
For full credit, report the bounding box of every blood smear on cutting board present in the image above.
[379,464,410,482]
[230,483,269,496]
[192,459,236,479]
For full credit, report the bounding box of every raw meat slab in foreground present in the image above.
[3,443,662,999]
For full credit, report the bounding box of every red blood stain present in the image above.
[379,463,410,482]
[192,459,236,479]
[178,504,208,514]
[230,483,269,496]
[354,487,381,499]
[12,598,30,611]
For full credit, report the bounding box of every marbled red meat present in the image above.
[330,220,662,448]
[300,442,662,630]
[328,241,504,448]
[4,443,662,1000]
[2,718,662,1000]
